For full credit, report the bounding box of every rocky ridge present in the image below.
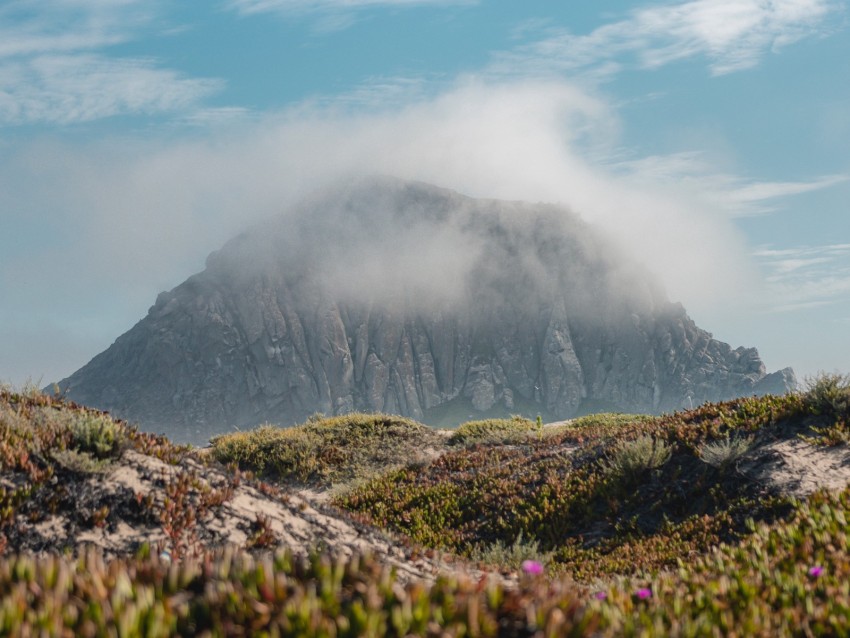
[56,178,795,443]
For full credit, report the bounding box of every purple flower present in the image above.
[593,591,608,600]
[521,560,544,575]
[635,588,652,600]
[808,565,825,578]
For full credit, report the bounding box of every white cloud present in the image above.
[227,0,477,15]
[613,152,849,216]
[492,0,840,79]
[0,55,222,125]
[0,79,759,360]
[0,0,151,58]
[755,243,850,312]
[0,0,222,125]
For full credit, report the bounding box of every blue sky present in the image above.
[1,0,848,387]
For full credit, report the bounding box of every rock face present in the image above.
[56,178,796,443]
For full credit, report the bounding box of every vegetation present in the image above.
[468,532,556,573]
[599,434,672,485]
[4,379,850,635]
[803,372,850,417]
[698,433,754,470]
[336,393,806,579]
[799,373,850,446]
[5,486,850,636]
[448,415,539,445]
[562,412,656,431]
[210,413,445,486]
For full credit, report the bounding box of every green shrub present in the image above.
[68,413,126,459]
[804,372,850,417]
[469,532,555,572]
[568,413,655,430]
[449,416,537,445]
[51,449,114,474]
[600,435,671,485]
[210,425,322,480]
[698,434,754,470]
[211,413,443,486]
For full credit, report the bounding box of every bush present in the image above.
[449,416,538,445]
[804,373,850,417]
[51,449,114,474]
[469,532,555,572]
[698,434,754,470]
[568,413,655,430]
[210,425,322,480]
[600,435,671,485]
[211,413,443,486]
[68,413,126,459]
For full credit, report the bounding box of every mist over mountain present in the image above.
[55,178,795,444]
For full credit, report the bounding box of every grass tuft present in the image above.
[698,434,754,470]
[600,435,672,485]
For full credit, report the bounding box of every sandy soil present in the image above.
[11,417,850,585]
[17,449,461,583]
[740,435,850,499]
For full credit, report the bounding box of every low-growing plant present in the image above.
[600,435,671,485]
[247,513,278,548]
[449,416,538,445]
[568,413,656,430]
[211,413,444,486]
[51,448,114,474]
[470,532,555,572]
[698,434,754,470]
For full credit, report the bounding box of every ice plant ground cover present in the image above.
[0,375,849,635]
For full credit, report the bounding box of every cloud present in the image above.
[612,152,849,216]
[754,243,850,312]
[227,0,477,16]
[0,78,761,372]
[0,0,222,125]
[0,55,222,125]
[492,0,840,79]
[225,0,478,32]
[0,0,151,57]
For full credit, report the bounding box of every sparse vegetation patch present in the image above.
[448,416,539,445]
[211,413,445,487]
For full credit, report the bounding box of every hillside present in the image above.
[2,375,850,635]
[54,178,795,444]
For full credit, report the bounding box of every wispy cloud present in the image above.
[0,0,151,57]
[492,0,841,79]
[613,151,848,216]
[755,243,850,312]
[0,0,221,125]
[227,0,477,16]
[0,55,221,125]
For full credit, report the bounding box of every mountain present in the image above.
[55,177,796,443]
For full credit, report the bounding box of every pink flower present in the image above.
[635,588,652,600]
[808,565,825,578]
[521,560,544,575]
[593,591,608,600]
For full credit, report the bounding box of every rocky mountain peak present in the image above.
[56,178,796,443]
